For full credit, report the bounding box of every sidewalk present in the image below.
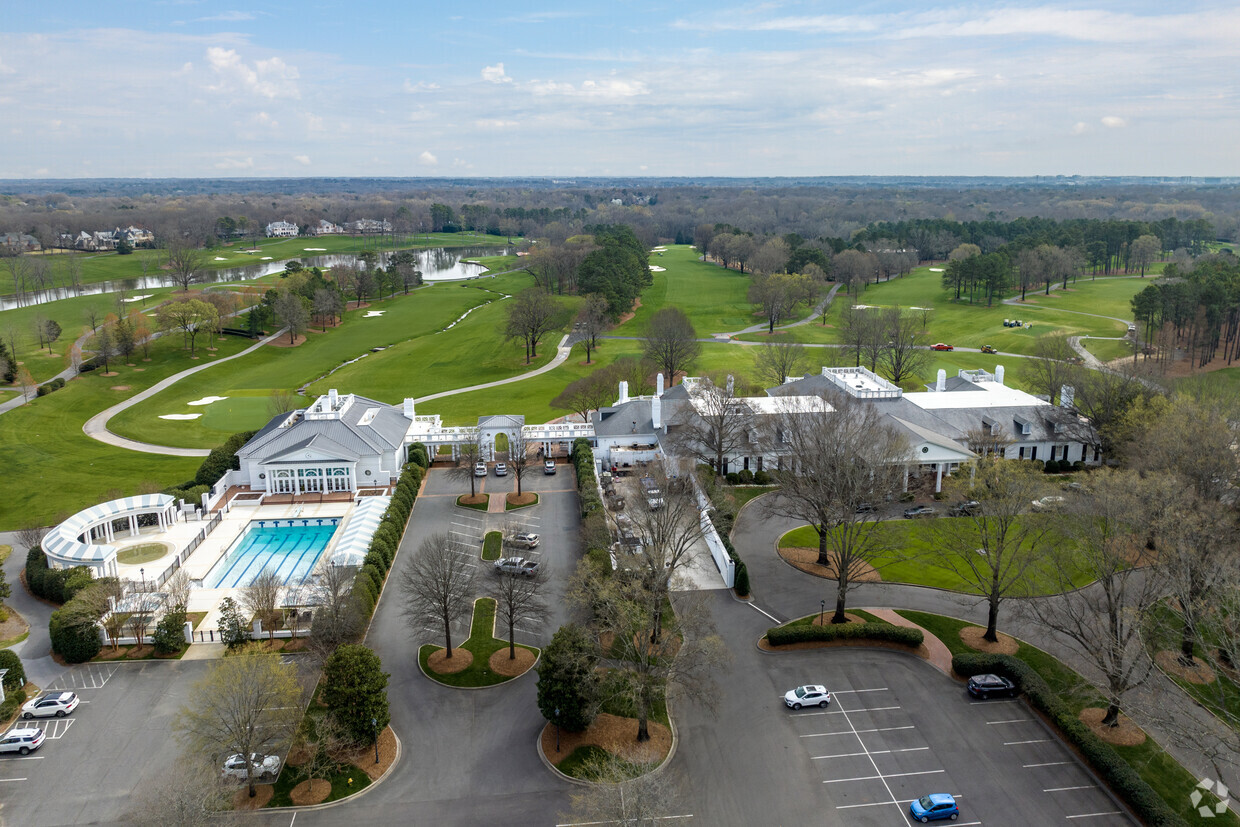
[867,607,954,675]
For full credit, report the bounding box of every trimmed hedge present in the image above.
[571,438,602,518]
[25,549,94,605]
[952,653,1186,827]
[0,650,24,693]
[766,620,923,647]
[0,695,21,722]
[350,461,422,624]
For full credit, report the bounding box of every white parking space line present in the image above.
[1065,812,1123,820]
[0,756,43,761]
[800,725,914,738]
[791,705,901,717]
[1004,738,1051,745]
[1045,785,1097,793]
[970,698,1019,705]
[43,719,76,739]
[812,747,928,760]
[1025,761,1072,768]
[0,777,28,782]
[987,718,1032,725]
[831,687,888,694]
[556,815,692,825]
[823,769,944,784]
[746,602,781,623]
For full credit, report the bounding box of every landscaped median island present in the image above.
[760,610,924,653]
[897,610,1234,826]
[481,530,503,561]
[418,597,539,687]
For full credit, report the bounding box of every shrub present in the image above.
[49,606,103,663]
[409,442,431,469]
[62,568,94,602]
[0,695,21,722]
[736,469,754,484]
[52,377,65,389]
[537,624,601,732]
[753,470,771,485]
[733,562,751,597]
[725,472,740,484]
[194,430,257,487]
[217,597,248,648]
[361,564,384,594]
[321,644,391,743]
[352,579,377,618]
[36,384,51,397]
[766,620,923,647]
[951,653,1186,827]
[152,609,187,655]
[363,549,388,575]
[25,551,94,605]
[0,650,25,693]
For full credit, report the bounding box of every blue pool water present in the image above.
[205,519,340,589]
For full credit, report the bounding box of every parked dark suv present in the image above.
[967,674,1017,699]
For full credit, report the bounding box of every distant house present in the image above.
[265,221,299,238]
[116,226,154,247]
[348,218,391,235]
[309,219,344,236]
[0,232,41,253]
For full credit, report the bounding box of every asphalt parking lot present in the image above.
[0,661,202,827]
[671,592,1136,827]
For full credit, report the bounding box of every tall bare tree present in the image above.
[175,643,303,798]
[575,292,610,364]
[505,287,561,364]
[242,568,283,642]
[565,753,684,825]
[1023,470,1165,727]
[878,305,931,386]
[642,307,700,386]
[625,475,707,642]
[928,461,1052,641]
[1020,334,1078,405]
[667,376,752,480]
[764,395,909,623]
[167,240,206,292]
[552,370,617,423]
[753,339,808,389]
[505,427,535,497]
[448,428,485,497]
[399,532,477,659]
[488,560,547,660]
[309,563,362,661]
[124,753,237,827]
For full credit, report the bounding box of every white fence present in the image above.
[690,476,735,588]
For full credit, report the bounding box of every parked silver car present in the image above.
[221,753,281,781]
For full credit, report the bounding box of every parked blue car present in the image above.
[910,793,959,822]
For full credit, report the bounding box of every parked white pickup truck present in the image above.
[494,557,540,577]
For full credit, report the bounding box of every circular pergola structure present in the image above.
[42,494,181,578]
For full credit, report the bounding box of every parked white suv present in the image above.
[221,753,281,781]
[0,727,45,755]
[474,462,487,477]
[21,691,79,719]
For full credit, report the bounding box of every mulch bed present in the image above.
[506,492,537,506]
[290,779,331,806]
[0,606,29,643]
[126,644,154,659]
[283,637,308,652]
[542,713,672,768]
[1078,708,1147,746]
[811,612,866,626]
[778,547,881,582]
[266,335,307,348]
[1155,650,1216,685]
[427,648,473,674]
[488,646,536,677]
[96,647,129,661]
[759,636,929,659]
[231,785,274,809]
[458,494,487,506]
[960,626,1019,655]
[339,725,398,781]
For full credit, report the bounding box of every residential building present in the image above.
[265,221,299,238]
[309,219,344,236]
[0,232,41,253]
[348,218,391,234]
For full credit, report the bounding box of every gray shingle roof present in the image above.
[592,400,654,437]
[239,395,409,464]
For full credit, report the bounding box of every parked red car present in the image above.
[931,342,954,351]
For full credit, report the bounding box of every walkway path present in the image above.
[413,334,572,405]
[0,327,94,415]
[714,283,844,339]
[82,329,287,458]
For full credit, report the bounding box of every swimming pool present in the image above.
[205,518,340,589]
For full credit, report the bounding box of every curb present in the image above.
[535,698,680,788]
[254,727,404,814]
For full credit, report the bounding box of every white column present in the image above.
[128,515,138,537]
[935,463,944,493]
[903,467,910,492]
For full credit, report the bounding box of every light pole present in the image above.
[554,707,560,753]
[140,568,145,593]
[372,717,379,764]
[819,599,825,627]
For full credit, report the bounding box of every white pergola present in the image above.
[42,494,180,577]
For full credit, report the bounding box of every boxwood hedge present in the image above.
[766,621,923,647]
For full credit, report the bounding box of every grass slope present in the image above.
[611,245,757,336]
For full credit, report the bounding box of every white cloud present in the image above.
[293,154,311,165]
[197,11,255,22]
[403,79,439,92]
[475,118,518,129]
[527,77,648,99]
[1101,115,1127,128]
[1071,122,1089,135]
[214,156,254,170]
[482,63,512,83]
[206,47,301,99]
[418,150,438,165]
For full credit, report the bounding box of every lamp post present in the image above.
[140,568,145,593]
[554,707,560,753]
[819,599,825,627]
[372,717,379,764]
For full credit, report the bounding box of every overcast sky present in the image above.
[3,1,1237,178]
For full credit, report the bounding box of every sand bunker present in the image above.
[649,265,666,272]
[188,396,228,406]
[122,294,154,303]
[929,267,944,272]
[159,413,202,421]
[261,256,273,260]
[303,247,327,251]
[651,247,667,252]
[364,311,386,317]
[213,256,228,261]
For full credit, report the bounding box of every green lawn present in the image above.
[1081,337,1135,363]
[417,597,538,688]
[779,518,1093,595]
[611,245,758,336]
[897,609,1237,825]
[482,531,502,561]
[1011,276,1149,320]
[737,265,1129,354]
